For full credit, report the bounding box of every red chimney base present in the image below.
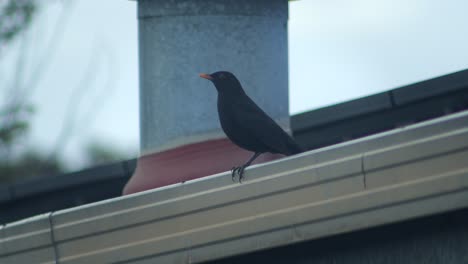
[122,138,283,195]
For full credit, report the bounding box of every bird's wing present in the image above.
[233,95,302,155]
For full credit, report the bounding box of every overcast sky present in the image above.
[2,0,468,170]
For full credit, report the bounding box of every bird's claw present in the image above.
[231,167,239,182]
[231,166,245,183]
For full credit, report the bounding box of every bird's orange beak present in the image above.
[199,73,214,80]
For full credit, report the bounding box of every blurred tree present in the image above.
[0,0,37,154]
[0,0,130,184]
[0,0,36,48]
[0,150,63,183]
[0,0,64,183]
[0,104,33,157]
[84,140,130,167]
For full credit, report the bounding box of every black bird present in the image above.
[199,71,303,182]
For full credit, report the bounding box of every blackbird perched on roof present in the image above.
[199,71,303,182]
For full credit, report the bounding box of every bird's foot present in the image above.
[231,166,245,183]
[231,167,239,182]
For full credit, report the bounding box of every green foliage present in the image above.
[0,101,64,184]
[0,0,37,45]
[0,0,38,151]
[0,104,34,148]
[0,0,128,184]
[84,140,129,167]
[0,0,61,184]
[0,150,64,183]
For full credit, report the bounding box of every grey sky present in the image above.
[2,0,468,170]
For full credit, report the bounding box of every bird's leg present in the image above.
[232,152,262,183]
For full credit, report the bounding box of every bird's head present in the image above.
[199,71,245,94]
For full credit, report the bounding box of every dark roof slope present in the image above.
[293,69,468,149]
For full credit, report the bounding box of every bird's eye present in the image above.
[219,74,225,79]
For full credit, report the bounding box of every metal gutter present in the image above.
[1,110,468,263]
